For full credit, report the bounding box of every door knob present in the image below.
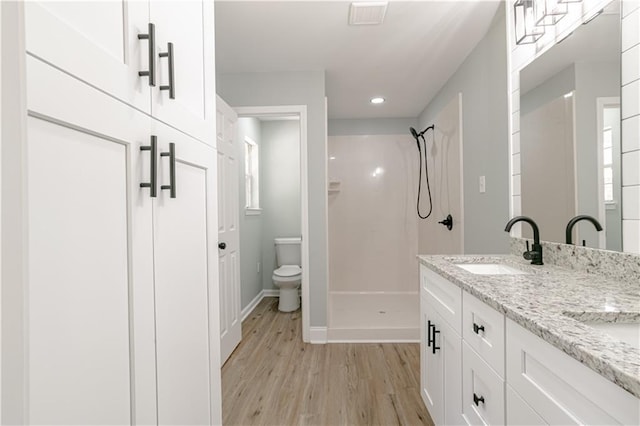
[218,242,226,250]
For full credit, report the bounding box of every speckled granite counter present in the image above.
[417,254,640,399]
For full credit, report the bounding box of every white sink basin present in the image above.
[584,322,640,350]
[455,263,528,275]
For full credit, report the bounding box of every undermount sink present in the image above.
[455,263,528,275]
[583,322,640,350]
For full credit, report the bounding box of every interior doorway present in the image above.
[234,105,310,343]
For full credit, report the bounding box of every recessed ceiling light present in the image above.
[370,97,385,104]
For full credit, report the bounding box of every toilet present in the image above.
[272,237,302,312]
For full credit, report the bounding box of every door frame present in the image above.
[234,105,310,343]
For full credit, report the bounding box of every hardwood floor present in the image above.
[222,298,434,426]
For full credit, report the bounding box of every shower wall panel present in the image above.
[328,134,418,293]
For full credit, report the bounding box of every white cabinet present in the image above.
[419,263,640,426]
[150,1,215,143]
[420,266,463,426]
[25,0,215,144]
[506,318,640,425]
[21,2,220,423]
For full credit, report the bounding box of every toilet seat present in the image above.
[273,265,301,278]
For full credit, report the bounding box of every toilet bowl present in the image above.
[272,265,302,312]
[273,237,302,312]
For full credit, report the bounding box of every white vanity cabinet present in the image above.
[420,266,464,426]
[419,262,640,426]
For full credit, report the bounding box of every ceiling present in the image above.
[215,1,501,120]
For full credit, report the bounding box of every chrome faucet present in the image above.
[565,215,603,245]
[505,216,544,265]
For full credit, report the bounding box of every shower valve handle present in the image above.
[438,214,453,231]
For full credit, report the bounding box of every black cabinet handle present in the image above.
[140,135,157,197]
[137,23,155,86]
[160,142,176,198]
[159,42,175,99]
[473,393,485,406]
[218,242,227,250]
[473,323,485,334]
[431,326,440,354]
[427,320,433,348]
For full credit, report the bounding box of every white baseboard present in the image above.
[309,327,328,344]
[241,290,265,322]
[263,289,279,297]
[327,327,420,343]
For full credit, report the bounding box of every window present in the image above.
[245,138,260,213]
[602,127,613,203]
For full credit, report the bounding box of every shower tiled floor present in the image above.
[328,292,420,341]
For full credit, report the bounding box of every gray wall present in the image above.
[417,11,510,254]
[261,120,302,289]
[574,61,620,247]
[237,117,263,309]
[217,70,327,327]
[328,118,417,136]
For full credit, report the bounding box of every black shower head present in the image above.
[410,127,419,139]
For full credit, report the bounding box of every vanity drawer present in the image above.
[421,265,462,334]
[506,319,640,425]
[463,291,505,378]
[462,342,505,426]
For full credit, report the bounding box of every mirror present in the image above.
[519,1,623,250]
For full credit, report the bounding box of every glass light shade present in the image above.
[535,0,568,26]
[514,0,545,45]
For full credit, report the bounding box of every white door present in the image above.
[24,1,151,113]
[216,96,242,365]
[152,120,222,425]
[26,56,156,425]
[150,0,215,144]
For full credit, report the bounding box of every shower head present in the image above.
[410,127,421,151]
[410,125,435,139]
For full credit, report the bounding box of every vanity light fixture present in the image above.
[370,97,385,104]
[514,0,545,45]
[534,0,568,26]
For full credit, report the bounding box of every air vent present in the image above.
[349,1,388,26]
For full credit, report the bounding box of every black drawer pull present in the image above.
[159,42,175,99]
[431,327,440,354]
[473,322,485,334]
[137,23,155,86]
[160,143,176,198]
[473,393,485,406]
[139,135,157,197]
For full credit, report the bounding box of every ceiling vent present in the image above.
[349,1,388,26]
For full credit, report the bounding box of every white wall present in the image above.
[261,120,301,289]
[419,10,510,254]
[328,134,418,293]
[237,117,263,309]
[217,70,328,326]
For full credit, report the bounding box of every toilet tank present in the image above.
[274,237,302,267]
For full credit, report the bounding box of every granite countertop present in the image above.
[418,254,640,399]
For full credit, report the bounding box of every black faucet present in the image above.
[505,216,544,265]
[565,215,603,245]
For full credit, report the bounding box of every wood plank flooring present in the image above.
[222,298,434,426]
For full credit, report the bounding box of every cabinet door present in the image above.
[26,57,156,425]
[25,1,151,113]
[461,342,505,426]
[152,121,221,425]
[422,297,463,426]
[150,0,215,144]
